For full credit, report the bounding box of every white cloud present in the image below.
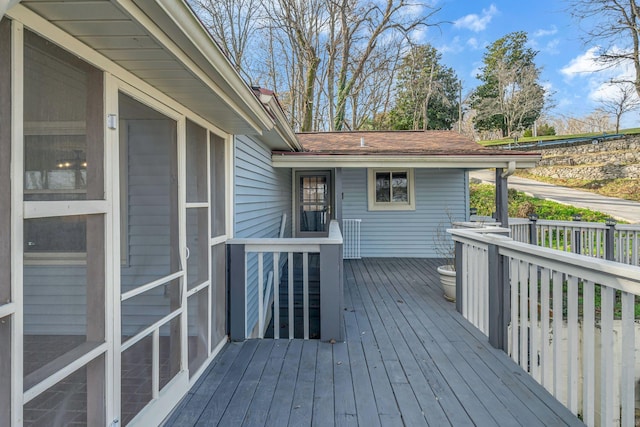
[438,36,464,54]
[544,39,560,55]
[467,37,479,50]
[560,47,603,79]
[533,26,558,38]
[454,4,498,32]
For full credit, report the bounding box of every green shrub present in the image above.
[469,183,611,221]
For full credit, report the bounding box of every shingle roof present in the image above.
[291,130,533,156]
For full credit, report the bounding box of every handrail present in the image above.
[228,220,343,247]
[450,228,640,292]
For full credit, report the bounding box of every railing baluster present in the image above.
[519,260,529,371]
[621,291,635,427]
[540,267,550,390]
[567,276,578,414]
[258,252,264,338]
[582,279,595,425]
[463,244,469,320]
[288,252,294,339]
[273,252,280,339]
[529,263,539,382]
[303,252,309,340]
[510,257,519,363]
[482,247,489,334]
[552,270,563,401]
[600,286,614,427]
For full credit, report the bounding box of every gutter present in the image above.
[271,153,541,169]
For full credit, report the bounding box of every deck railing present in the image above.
[451,227,640,427]
[502,218,640,266]
[227,220,343,342]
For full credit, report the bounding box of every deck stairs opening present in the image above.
[263,253,321,339]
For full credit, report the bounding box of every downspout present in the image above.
[495,161,516,229]
[501,161,516,178]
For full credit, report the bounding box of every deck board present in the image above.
[164,258,583,427]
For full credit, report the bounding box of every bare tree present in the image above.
[567,0,640,99]
[265,0,328,132]
[189,0,441,132]
[597,83,640,132]
[332,0,438,130]
[585,108,614,132]
[474,60,546,137]
[189,0,262,81]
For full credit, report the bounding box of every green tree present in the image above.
[471,31,545,136]
[387,44,460,130]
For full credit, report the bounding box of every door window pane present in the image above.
[23,30,103,202]
[0,18,11,316]
[210,133,226,237]
[23,214,105,377]
[392,172,408,202]
[188,289,208,376]
[0,316,11,426]
[186,120,208,203]
[375,172,391,202]
[187,208,208,290]
[23,363,95,426]
[211,243,226,346]
[119,94,180,291]
[121,336,152,425]
[299,175,329,233]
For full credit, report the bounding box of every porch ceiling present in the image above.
[11,0,276,137]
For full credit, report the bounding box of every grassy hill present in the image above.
[479,128,640,147]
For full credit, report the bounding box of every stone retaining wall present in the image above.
[528,136,640,180]
[529,164,640,180]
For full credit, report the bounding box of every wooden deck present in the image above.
[165,258,583,426]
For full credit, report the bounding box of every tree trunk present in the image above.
[302,57,320,132]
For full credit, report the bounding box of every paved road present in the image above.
[470,170,640,223]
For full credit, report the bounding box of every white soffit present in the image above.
[13,0,274,136]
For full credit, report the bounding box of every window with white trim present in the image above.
[367,168,416,211]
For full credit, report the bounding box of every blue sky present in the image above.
[416,1,640,128]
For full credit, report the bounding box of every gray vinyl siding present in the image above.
[23,266,87,335]
[342,168,468,258]
[234,135,292,336]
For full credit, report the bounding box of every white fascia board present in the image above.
[271,154,541,169]
[267,98,301,151]
[120,0,275,134]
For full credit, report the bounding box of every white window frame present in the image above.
[367,168,416,211]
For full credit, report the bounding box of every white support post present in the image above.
[303,252,309,340]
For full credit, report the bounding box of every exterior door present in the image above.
[296,171,332,237]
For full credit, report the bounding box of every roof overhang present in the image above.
[5,0,298,150]
[271,153,541,169]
